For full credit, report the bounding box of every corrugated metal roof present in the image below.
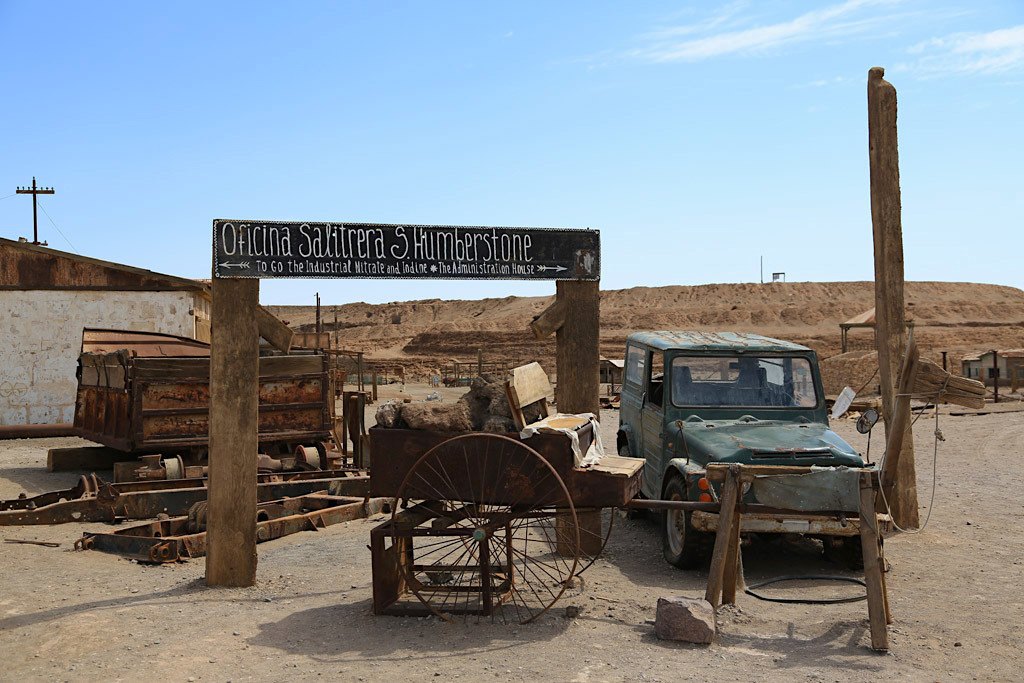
[962,349,1024,361]
[842,307,876,326]
[626,331,811,353]
[1,237,207,292]
[81,328,210,357]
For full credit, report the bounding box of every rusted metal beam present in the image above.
[77,494,389,563]
[0,472,369,525]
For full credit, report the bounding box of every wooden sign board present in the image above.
[213,220,600,281]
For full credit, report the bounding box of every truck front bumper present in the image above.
[691,510,893,537]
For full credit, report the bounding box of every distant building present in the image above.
[599,357,624,387]
[961,349,1024,388]
[839,306,915,353]
[0,237,210,426]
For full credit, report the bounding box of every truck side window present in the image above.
[625,345,645,385]
[647,351,664,407]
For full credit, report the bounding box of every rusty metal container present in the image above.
[368,425,640,508]
[73,329,331,455]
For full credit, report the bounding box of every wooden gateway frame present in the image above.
[206,221,601,586]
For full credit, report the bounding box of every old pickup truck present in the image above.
[616,331,869,568]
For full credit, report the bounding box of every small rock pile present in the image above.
[374,375,525,434]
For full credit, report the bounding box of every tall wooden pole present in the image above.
[868,66,919,529]
[206,276,260,586]
[555,280,600,415]
[554,279,601,554]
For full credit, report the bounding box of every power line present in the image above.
[35,199,76,252]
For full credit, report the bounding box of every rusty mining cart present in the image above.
[73,329,333,461]
[368,423,642,623]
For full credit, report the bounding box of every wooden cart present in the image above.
[369,424,642,623]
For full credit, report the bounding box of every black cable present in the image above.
[743,574,867,604]
[35,199,77,251]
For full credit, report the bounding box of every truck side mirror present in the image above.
[856,408,879,434]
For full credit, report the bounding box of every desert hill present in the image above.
[268,281,1024,393]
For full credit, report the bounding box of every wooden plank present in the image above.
[256,305,294,353]
[507,362,553,409]
[859,471,889,651]
[705,465,741,608]
[258,354,323,377]
[530,298,567,339]
[47,446,139,472]
[206,276,259,587]
[721,500,742,605]
[868,66,918,529]
[554,280,600,416]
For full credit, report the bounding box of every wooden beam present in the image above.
[206,277,260,587]
[859,471,890,651]
[256,305,294,353]
[47,446,138,472]
[530,298,568,340]
[554,281,600,415]
[705,465,741,608]
[880,333,921,510]
[868,66,919,529]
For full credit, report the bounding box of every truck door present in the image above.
[640,350,666,499]
[620,344,646,456]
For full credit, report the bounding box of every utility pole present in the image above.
[868,66,918,529]
[15,177,55,244]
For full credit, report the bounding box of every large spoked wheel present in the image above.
[574,506,615,575]
[392,433,580,624]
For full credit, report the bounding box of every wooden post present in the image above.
[868,66,919,529]
[552,280,601,557]
[705,465,741,608]
[992,350,999,403]
[859,471,890,651]
[554,280,600,415]
[206,277,260,587]
[477,349,483,378]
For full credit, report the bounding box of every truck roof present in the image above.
[626,331,812,353]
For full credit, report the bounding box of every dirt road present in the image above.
[1,406,1022,682]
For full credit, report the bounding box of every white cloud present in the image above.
[628,0,904,63]
[899,25,1024,76]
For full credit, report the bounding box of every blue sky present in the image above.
[1,1,1021,305]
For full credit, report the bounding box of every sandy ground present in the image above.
[1,399,1023,681]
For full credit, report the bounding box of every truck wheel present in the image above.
[662,476,704,569]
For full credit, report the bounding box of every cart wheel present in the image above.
[393,433,580,624]
[574,507,615,576]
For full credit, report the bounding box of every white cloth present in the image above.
[519,412,604,467]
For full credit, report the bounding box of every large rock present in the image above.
[374,400,403,429]
[461,375,513,430]
[399,401,473,432]
[481,415,517,434]
[654,596,716,644]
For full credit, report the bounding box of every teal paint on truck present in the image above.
[616,331,864,499]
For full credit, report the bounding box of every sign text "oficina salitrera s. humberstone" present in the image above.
[213,220,600,281]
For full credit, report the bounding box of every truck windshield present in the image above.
[670,355,818,408]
